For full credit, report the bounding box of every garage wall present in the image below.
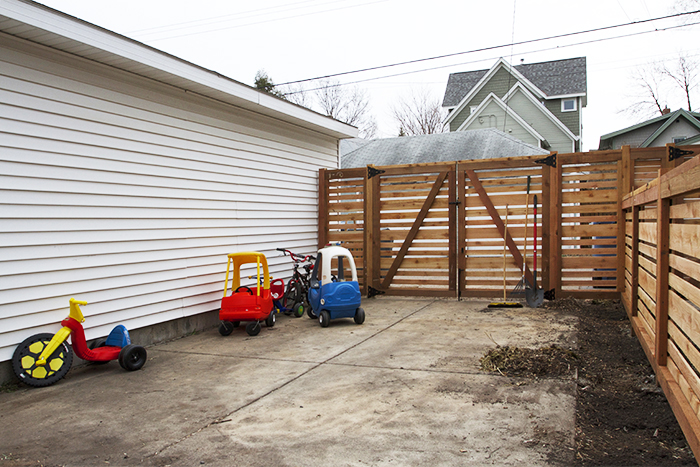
[0,33,339,363]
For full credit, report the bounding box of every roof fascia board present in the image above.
[1,0,357,138]
[681,134,700,145]
[641,109,700,147]
[456,92,545,143]
[599,112,673,140]
[444,58,545,125]
[546,92,586,99]
[503,82,578,141]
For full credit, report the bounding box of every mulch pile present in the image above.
[481,297,697,466]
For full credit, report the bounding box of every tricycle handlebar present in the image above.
[277,248,315,263]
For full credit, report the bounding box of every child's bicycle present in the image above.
[276,248,315,319]
[12,298,147,387]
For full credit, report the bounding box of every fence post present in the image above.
[655,168,670,367]
[543,155,562,298]
[541,165,550,292]
[617,160,627,293]
[364,169,381,293]
[448,168,458,296]
[621,145,633,194]
[457,166,466,298]
[318,169,328,250]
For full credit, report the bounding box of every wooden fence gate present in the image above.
[319,145,699,300]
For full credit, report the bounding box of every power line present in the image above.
[138,0,389,42]
[282,18,700,95]
[277,9,700,87]
[127,0,322,35]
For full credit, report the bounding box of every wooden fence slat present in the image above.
[466,169,534,288]
[380,172,449,290]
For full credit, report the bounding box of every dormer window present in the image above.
[562,99,577,112]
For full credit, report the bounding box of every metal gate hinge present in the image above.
[368,165,385,179]
[367,286,386,298]
[535,153,557,168]
[668,146,694,161]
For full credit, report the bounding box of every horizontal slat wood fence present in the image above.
[621,150,700,460]
[321,145,700,299]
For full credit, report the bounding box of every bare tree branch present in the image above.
[314,80,376,138]
[281,83,312,108]
[391,88,446,136]
[661,55,698,111]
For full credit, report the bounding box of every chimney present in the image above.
[662,107,671,115]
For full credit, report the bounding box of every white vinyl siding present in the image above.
[0,35,339,362]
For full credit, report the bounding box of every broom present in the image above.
[509,175,531,300]
[489,204,523,308]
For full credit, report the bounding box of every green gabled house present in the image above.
[598,108,700,150]
[442,57,587,153]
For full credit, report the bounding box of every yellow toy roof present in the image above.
[223,252,269,297]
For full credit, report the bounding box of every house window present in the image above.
[561,99,577,112]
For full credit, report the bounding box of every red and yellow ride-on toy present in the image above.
[218,252,276,337]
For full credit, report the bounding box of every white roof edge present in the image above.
[503,83,578,141]
[444,58,546,126]
[1,0,358,139]
[546,93,586,100]
[456,92,545,143]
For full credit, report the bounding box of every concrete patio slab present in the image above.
[0,298,577,466]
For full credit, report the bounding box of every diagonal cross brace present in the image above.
[380,171,449,290]
[465,169,535,288]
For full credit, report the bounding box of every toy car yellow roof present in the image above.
[224,252,269,296]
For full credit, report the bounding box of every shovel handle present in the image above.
[533,195,538,286]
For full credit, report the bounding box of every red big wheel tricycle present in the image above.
[12,298,147,387]
[218,252,276,337]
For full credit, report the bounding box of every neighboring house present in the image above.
[442,57,587,154]
[0,0,356,376]
[598,108,700,150]
[341,129,546,169]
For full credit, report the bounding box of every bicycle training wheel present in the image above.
[284,281,301,310]
[12,333,74,387]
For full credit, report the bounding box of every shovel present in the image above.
[526,194,545,307]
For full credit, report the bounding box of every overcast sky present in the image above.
[35,0,700,150]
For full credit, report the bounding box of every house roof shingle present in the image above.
[340,129,547,169]
[442,57,587,108]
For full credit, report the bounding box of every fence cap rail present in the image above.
[622,148,700,209]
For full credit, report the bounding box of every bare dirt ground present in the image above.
[482,297,696,466]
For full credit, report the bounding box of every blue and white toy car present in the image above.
[308,245,365,327]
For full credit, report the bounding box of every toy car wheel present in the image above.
[319,310,330,328]
[307,304,318,319]
[219,321,235,336]
[119,344,147,371]
[354,307,366,325]
[246,321,261,336]
[293,302,305,318]
[12,333,73,387]
[265,312,276,327]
